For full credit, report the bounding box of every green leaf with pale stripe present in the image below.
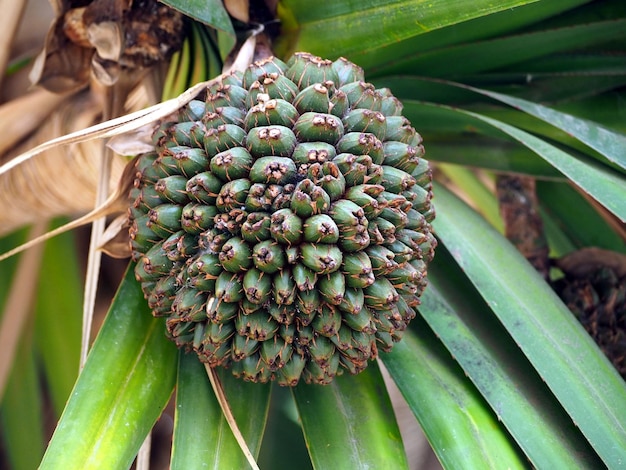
[277,0,543,60]
[381,74,626,110]
[171,352,271,469]
[463,85,626,171]
[466,110,626,222]
[292,361,407,470]
[381,324,528,469]
[464,105,617,166]
[497,75,626,104]
[422,246,601,467]
[382,77,626,170]
[433,184,626,468]
[557,94,626,134]
[400,102,562,177]
[39,265,178,470]
[409,101,626,221]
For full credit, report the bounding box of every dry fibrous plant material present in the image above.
[554,248,626,379]
[128,52,436,386]
[0,93,127,236]
[0,76,222,262]
[31,0,185,92]
[0,89,67,159]
[0,0,189,242]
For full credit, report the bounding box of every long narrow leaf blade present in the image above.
[437,163,504,233]
[0,338,45,470]
[423,139,561,178]
[381,324,528,469]
[360,0,593,73]
[433,184,626,468]
[463,84,626,170]
[421,249,601,467]
[374,19,626,78]
[171,352,271,469]
[40,265,178,470]
[407,101,626,221]
[277,0,542,59]
[467,111,626,221]
[292,362,408,469]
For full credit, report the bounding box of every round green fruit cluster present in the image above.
[128,52,436,385]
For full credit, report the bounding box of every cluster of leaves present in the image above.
[2,0,626,469]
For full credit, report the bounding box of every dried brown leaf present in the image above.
[136,433,152,470]
[31,0,184,91]
[99,214,132,259]
[0,89,68,158]
[106,122,156,156]
[0,146,137,262]
[29,14,93,93]
[0,76,219,264]
[87,20,124,61]
[557,248,626,279]
[0,92,127,236]
[0,78,213,178]
[98,154,142,259]
[1,36,259,259]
